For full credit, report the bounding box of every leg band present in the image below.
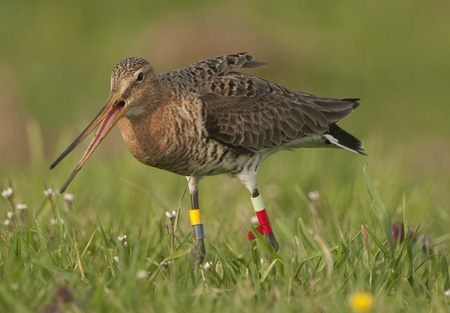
[256,209,272,234]
[248,195,274,241]
[189,209,202,225]
[193,224,205,240]
[251,194,265,212]
[190,209,204,240]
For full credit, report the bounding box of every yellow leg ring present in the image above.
[189,209,202,225]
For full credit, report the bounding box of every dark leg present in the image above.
[187,177,205,273]
[250,189,279,251]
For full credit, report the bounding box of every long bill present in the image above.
[50,92,128,193]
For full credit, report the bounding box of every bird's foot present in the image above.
[193,238,205,274]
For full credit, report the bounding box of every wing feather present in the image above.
[161,53,360,153]
[203,73,359,152]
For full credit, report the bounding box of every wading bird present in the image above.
[51,53,365,270]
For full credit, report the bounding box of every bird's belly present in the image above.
[142,139,253,177]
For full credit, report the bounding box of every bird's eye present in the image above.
[137,72,144,82]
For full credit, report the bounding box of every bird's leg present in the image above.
[248,189,279,251]
[190,191,205,271]
[187,177,205,273]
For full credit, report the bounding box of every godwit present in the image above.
[51,53,365,270]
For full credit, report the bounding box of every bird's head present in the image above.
[50,57,156,193]
[110,57,157,118]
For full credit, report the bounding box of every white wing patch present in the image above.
[323,134,359,154]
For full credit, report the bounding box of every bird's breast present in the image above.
[116,96,220,175]
[117,105,181,167]
[116,106,256,177]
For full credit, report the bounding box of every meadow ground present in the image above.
[1,1,450,312]
[1,143,449,312]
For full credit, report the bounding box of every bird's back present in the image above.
[157,52,365,156]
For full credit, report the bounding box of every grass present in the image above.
[1,142,449,312]
[1,1,450,311]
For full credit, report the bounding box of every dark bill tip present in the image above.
[59,167,80,194]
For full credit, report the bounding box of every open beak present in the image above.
[50,92,128,193]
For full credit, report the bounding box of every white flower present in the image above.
[445,289,450,297]
[3,220,10,226]
[203,261,212,271]
[51,218,57,225]
[250,216,259,224]
[50,218,63,225]
[165,210,177,219]
[7,212,13,219]
[308,190,320,201]
[136,270,148,279]
[113,256,120,263]
[2,187,13,199]
[44,188,55,198]
[161,260,172,267]
[63,193,74,201]
[63,193,74,211]
[118,235,128,247]
[16,204,27,210]
[308,190,321,211]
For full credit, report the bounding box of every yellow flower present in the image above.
[349,292,374,313]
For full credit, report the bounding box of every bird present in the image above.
[50,52,365,271]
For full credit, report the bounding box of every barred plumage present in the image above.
[51,52,366,271]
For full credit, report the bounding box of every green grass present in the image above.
[1,143,449,312]
[1,0,450,311]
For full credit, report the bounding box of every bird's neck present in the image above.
[116,85,171,166]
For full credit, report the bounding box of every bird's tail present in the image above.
[323,124,366,155]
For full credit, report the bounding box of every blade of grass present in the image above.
[81,230,97,258]
[403,193,414,285]
[72,229,85,281]
[0,284,33,313]
[250,227,285,276]
[97,217,112,248]
[173,176,190,250]
[260,258,285,282]
[363,164,394,259]
[362,223,389,256]
[296,217,320,251]
[32,259,78,282]
[148,247,192,282]
[440,255,450,291]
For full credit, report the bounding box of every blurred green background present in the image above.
[1,0,449,201]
